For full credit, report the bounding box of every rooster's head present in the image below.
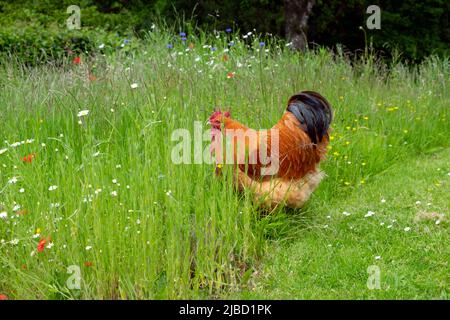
[208,110,231,129]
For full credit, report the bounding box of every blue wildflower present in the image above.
[225,27,232,33]
[180,32,186,37]
[211,47,217,52]
[181,37,187,42]
[259,41,265,47]
[166,43,173,49]
[123,39,130,44]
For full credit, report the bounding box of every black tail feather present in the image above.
[286,91,333,144]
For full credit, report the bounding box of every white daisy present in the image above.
[130,83,139,89]
[364,211,375,218]
[48,185,58,191]
[77,110,90,117]
[8,177,18,184]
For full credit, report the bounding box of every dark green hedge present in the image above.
[0,0,147,64]
[308,0,450,61]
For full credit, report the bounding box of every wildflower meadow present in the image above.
[0,27,449,300]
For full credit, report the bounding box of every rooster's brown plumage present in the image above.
[209,91,333,208]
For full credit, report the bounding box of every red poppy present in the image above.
[227,72,235,79]
[84,261,93,267]
[37,238,46,253]
[0,294,8,300]
[73,56,81,64]
[21,153,36,163]
[16,209,28,216]
[88,73,97,82]
[222,54,229,62]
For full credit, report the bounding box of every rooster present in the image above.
[209,91,333,209]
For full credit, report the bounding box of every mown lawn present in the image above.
[0,31,448,299]
[237,149,449,299]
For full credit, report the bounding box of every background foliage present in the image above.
[0,0,448,64]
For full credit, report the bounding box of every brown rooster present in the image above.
[209,91,333,209]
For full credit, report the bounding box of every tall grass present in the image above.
[0,29,448,299]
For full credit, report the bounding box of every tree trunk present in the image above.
[284,0,315,51]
